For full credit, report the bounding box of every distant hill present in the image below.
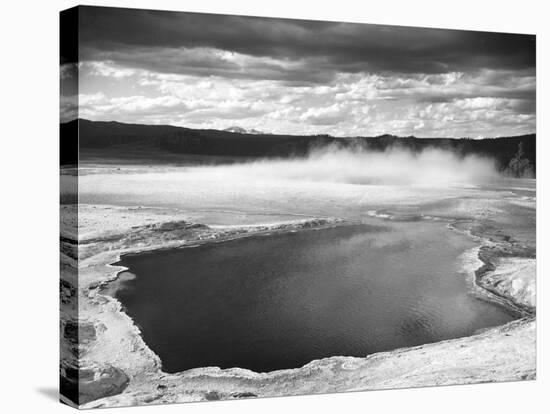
[223,126,264,135]
[60,119,536,176]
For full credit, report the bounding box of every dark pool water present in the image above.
[110,223,515,373]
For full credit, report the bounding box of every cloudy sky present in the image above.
[61,6,535,138]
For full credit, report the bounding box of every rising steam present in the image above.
[214,146,498,187]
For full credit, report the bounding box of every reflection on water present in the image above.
[111,223,515,373]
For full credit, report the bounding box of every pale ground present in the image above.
[60,162,536,408]
[60,191,536,408]
[482,258,536,309]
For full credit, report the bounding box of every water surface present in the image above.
[111,222,515,373]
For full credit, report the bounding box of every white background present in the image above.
[0,0,547,412]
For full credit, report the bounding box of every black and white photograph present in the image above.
[58,3,538,410]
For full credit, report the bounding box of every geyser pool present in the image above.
[108,222,515,373]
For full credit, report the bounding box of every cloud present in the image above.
[83,47,336,84]
[87,61,137,78]
[77,61,535,137]
[299,103,349,125]
[72,6,536,137]
[78,6,535,81]
[60,94,78,123]
[78,93,186,122]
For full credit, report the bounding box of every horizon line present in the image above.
[62,117,536,141]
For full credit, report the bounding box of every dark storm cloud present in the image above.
[90,47,336,84]
[78,6,535,79]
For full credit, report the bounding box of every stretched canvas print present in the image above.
[59,5,536,409]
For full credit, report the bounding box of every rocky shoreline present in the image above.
[60,203,536,409]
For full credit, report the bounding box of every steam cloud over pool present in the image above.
[76,147,513,226]
[190,147,499,186]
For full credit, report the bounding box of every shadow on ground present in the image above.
[36,387,58,402]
